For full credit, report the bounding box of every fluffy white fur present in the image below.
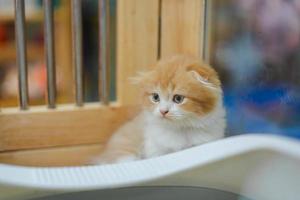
[142,99,226,158]
[93,97,226,164]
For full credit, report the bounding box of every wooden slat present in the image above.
[0,104,139,152]
[116,0,159,105]
[0,144,104,167]
[160,0,204,58]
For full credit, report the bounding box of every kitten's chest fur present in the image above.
[143,125,201,158]
[141,107,225,158]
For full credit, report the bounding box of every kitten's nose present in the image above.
[160,109,169,116]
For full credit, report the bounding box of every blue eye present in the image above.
[173,94,185,104]
[151,93,160,102]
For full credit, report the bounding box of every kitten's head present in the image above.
[133,55,222,124]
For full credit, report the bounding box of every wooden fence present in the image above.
[0,0,206,166]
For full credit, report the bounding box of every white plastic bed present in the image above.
[1,134,300,200]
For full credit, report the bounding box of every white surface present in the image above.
[0,134,300,200]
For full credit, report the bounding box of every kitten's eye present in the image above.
[173,94,185,104]
[151,93,160,103]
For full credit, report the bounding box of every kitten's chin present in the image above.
[157,115,172,121]
[147,112,173,122]
[144,111,187,124]
[156,115,185,123]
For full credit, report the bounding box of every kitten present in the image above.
[92,55,226,164]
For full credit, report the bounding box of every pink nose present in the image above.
[160,109,169,116]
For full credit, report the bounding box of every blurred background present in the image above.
[209,0,300,139]
[0,0,299,139]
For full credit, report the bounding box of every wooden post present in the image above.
[160,0,204,58]
[116,0,159,105]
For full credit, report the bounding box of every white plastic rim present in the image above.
[0,134,300,200]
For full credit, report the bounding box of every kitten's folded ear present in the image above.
[187,63,221,89]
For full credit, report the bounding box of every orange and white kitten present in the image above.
[92,55,226,164]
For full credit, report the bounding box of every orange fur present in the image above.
[138,55,221,116]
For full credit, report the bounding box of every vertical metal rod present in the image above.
[44,0,56,108]
[99,0,110,105]
[72,0,83,106]
[14,0,29,110]
[202,0,209,63]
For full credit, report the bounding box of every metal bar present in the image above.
[14,0,29,110]
[99,0,110,105]
[43,0,56,108]
[202,0,210,63]
[72,0,83,106]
